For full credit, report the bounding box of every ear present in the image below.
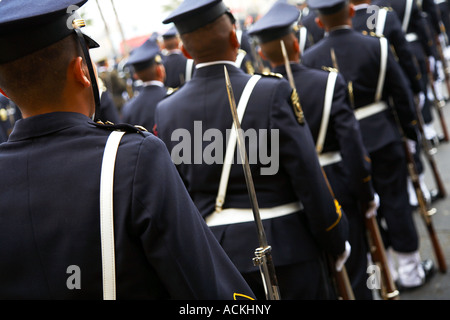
[72,57,91,88]
[349,4,356,18]
[315,16,325,30]
[180,44,193,59]
[230,29,240,50]
[0,88,9,99]
[293,37,300,55]
[156,64,166,80]
[258,47,268,61]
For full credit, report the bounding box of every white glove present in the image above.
[418,92,425,110]
[365,193,380,218]
[428,56,436,73]
[407,139,417,155]
[335,241,351,272]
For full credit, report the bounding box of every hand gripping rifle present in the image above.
[224,67,281,300]
[280,41,354,300]
[392,109,447,274]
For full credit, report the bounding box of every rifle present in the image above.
[393,110,447,274]
[326,254,355,300]
[426,56,450,142]
[413,95,447,198]
[365,209,400,300]
[224,67,281,300]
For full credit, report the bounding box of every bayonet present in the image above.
[224,66,281,300]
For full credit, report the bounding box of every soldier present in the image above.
[302,0,434,290]
[155,0,350,300]
[248,1,376,300]
[350,0,435,207]
[121,38,167,132]
[0,0,255,300]
[161,25,195,89]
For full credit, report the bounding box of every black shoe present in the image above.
[430,189,445,202]
[422,259,435,280]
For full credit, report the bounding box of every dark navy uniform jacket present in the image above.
[273,63,373,205]
[122,83,167,131]
[162,51,195,89]
[352,5,423,94]
[302,28,418,153]
[155,62,348,273]
[0,112,254,299]
[386,0,435,58]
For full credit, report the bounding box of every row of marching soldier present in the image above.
[0,0,449,300]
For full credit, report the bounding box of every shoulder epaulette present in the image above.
[93,120,148,135]
[258,71,284,79]
[166,87,179,96]
[322,66,338,73]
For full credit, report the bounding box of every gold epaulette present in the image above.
[166,87,179,96]
[260,71,284,79]
[322,66,338,73]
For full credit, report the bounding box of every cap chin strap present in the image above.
[73,20,101,122]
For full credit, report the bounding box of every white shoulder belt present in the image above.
[99,130,125,300]
[206,75,303,227]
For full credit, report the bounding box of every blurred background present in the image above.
[80,0,289,62]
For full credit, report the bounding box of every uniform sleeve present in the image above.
[130,135,255,300]
[269,80,349,256]
[384,45,419,142]
[329,74,375,204]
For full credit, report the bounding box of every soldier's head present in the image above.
[162,26,181,51]
[0,0,99,119]
[247,2,301,68]
[308,0,355,31]
[163,0,240,63]
[126,39,166,83]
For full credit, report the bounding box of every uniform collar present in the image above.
[192,61,242,78]
[272,62,302,75]
[8,112,93,142]
[325,25,353,37]
[195,60,237,69]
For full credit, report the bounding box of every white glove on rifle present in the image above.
[366,193,380,219]
[335,241,351,272]
[407,139,417,155]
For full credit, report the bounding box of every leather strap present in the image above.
[215,75,262,212]
[99,130,125,300]
[375,37,388,102]
[375,7,388,36]
[402,0,413,33]
[316,70,338,154]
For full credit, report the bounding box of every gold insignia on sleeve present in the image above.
[233,293,255,300]
[326,199,343,232]
[291,88,305,125]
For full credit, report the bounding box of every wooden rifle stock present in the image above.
[400,133,447,274]
[327,255,355,300]
[413,96,447,198]
[365,214,399,300]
